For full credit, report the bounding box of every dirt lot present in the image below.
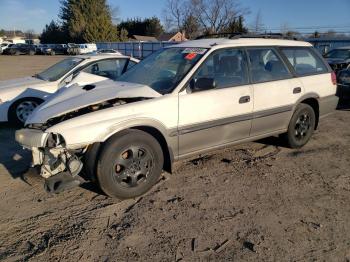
[0,55,350,261]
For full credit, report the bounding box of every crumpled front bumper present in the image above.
[15,128,85,193]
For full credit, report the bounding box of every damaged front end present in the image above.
[15,81,162,194]
[15,129,85,193]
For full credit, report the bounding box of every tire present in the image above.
[51,51,55,56]
[8,98,43,126]
[97,129,164,199]
[282,103,316,149]
[29,50,35,56]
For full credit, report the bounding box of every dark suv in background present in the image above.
[324,46,350,73]
[3,43,37,55]
[43,44,68,55]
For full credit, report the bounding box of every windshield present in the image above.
[325,49,350,59]
[36,57,83,81]
[118,47,207,94]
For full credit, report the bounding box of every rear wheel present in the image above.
[29,50,35,56]
[283,103,316,148]
[8,98,43,126]
[50,50,55,56]
[97,130,164,199]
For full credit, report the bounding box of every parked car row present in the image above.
[324,46,350,98]
[0,43,98,56]
[7,36,339,199]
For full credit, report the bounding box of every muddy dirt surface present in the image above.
[1,56,350,261]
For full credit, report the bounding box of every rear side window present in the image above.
[281,48,328,76]
[247,48,292,83]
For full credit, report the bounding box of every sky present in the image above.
[0,0,349,34]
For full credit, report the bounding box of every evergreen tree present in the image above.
[144,17,164,37]
[221,16,248,34]
[40,20,65,43]
[119,17,163,37]
[60,0,119,43]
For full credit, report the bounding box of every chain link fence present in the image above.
[96,41,179,59]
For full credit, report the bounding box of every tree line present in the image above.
[40,0,250,44]
[33,0,350,44]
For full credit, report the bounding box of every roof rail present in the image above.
[195,33,299,41]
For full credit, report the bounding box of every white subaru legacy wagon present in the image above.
[16,36,339,199]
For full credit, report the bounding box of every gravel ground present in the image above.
[0,55,350,261]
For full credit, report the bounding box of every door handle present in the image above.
[293,87,302,94]
[239,96,250,104]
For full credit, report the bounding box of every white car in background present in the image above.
[78,43,97,54]
[0,54,139,124]
[0,43,15,54]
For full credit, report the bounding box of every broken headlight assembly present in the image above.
[46,133,66,148]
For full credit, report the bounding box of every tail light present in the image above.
[331,71,337,85]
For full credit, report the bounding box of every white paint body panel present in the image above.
[26,81,162,124]
[46,94,178,149]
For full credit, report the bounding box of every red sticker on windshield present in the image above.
[185,53,197,60]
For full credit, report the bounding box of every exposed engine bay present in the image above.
[27,97,147,130]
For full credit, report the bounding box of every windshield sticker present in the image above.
[182,48,207,54]
[185,53,197,60]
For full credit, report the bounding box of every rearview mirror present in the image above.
[190,78,216,93]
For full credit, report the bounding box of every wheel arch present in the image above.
[98,120,176,174]
[7,96,45,122]
[294,93,320,129]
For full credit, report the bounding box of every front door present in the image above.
[178,48,253,157]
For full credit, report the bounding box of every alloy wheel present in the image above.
[16,100,39,123]
[113,146,154,188]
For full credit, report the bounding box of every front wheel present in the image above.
[97,129,164,199]
[8,98,43,126]
[282,103,316,148]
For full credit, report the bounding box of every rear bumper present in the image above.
[319,95,339,118]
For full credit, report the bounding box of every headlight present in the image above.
[46,133,66,148]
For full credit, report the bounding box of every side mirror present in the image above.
[64,74,73,84]
[190,77,216,93]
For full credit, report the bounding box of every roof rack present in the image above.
[195,33,299,41]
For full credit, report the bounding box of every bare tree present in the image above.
[251,10,264,33]
[24,29,35,39]
[190,0,248,34]
[111,5,121,24]
[163,0,188,32]
[164,0,248,36]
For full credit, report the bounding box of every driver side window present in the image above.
[192,48,249,90]
[83,59,127,80]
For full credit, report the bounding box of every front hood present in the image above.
[26,80,161,124]
[0,76,46,91]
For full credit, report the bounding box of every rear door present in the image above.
[247,47,304,137]
[178,48,253,156]
[280,47,333,116]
